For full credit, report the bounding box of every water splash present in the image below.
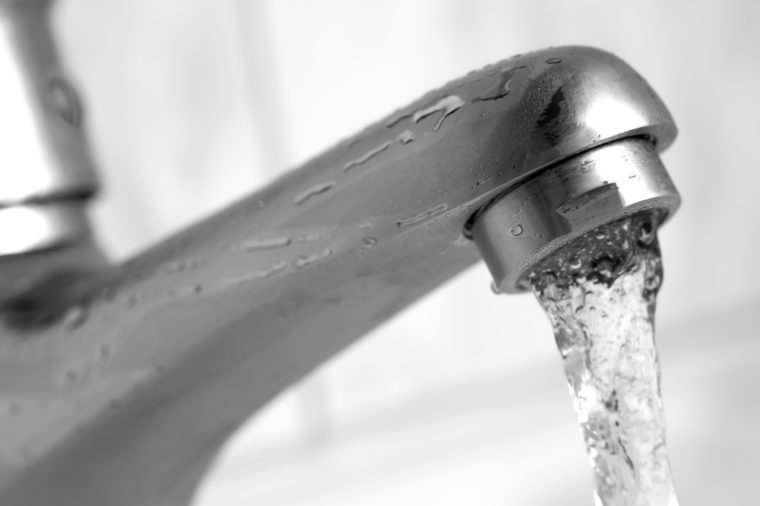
[528,213,679,506]
[412,95,464,131]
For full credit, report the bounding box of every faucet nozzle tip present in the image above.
[470,138,680,293]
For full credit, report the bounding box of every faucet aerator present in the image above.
[470,138,680,293]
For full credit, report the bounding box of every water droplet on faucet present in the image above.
[386,112,412,128]
[396,204,448,228]
[293,181,336,206]
[226,261,288,286]
[474,66,526,101]
[241,236,292,252]
[361,236,378,249]
[293,248,333,269]
[412,95,464,131]
[344,142,391,172]
[396,130,416,144]
[61,305,86,329]
[162,259,199,274]
[295,232,323,243]
[171,284,204,298]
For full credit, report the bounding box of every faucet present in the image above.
[0,2,680,505]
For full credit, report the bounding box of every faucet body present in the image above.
[0,10,678,502]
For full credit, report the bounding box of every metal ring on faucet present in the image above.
[470,137,680,293]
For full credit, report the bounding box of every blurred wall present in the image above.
[50,1,760,505]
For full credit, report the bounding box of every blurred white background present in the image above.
[48,0,760,504]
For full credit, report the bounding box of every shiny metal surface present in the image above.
[0,1,98,254]
[471,138,680,293]
[0,46,676,505]
[0,201,91,254]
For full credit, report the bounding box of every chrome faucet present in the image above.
[0,2,679,505]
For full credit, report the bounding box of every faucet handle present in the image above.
[0,0,99,254]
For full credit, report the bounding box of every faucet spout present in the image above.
[0,46,678,505]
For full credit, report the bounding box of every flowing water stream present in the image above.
[528,212,679,506]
